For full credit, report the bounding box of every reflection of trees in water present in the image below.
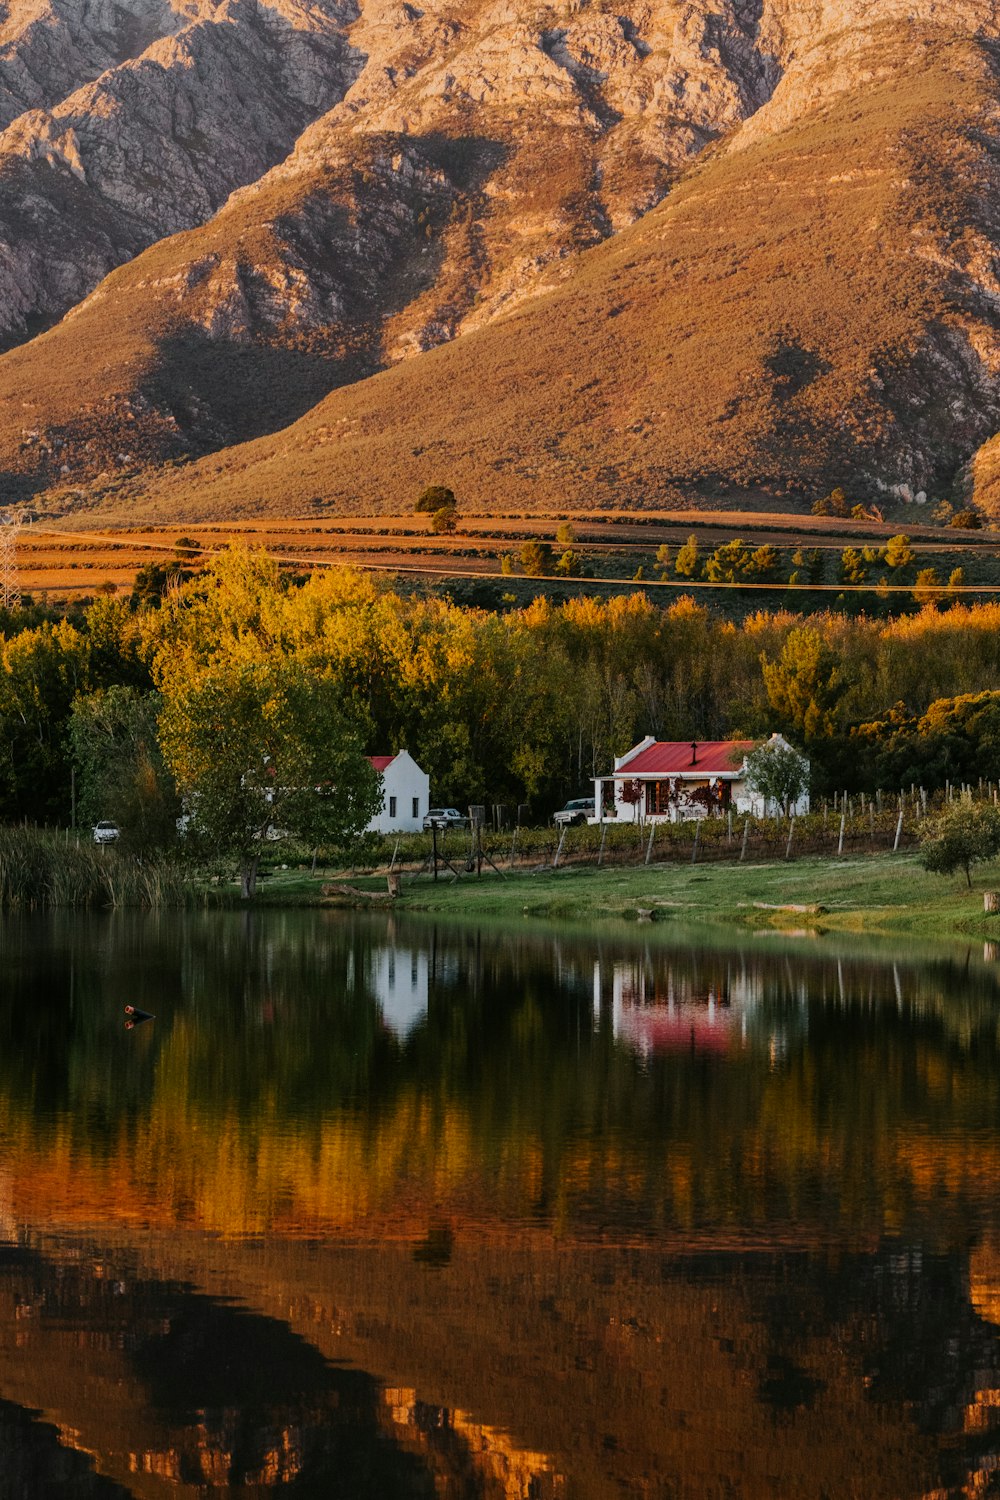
[2,914,1000,1245]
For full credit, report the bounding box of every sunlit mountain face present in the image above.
[3,910,1000,1496]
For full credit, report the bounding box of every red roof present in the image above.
[619,740,753,776]
[367,755,396,772]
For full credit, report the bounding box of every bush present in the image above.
[919,802,1000,887]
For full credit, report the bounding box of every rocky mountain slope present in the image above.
[2,0,1000,516]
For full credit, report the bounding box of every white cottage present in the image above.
[593,734,809,822]
[366,750,430,834]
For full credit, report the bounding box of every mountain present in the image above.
[2,1,1000,517]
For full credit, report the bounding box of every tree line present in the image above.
[7,547,1000,846]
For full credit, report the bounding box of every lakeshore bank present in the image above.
[255,852,1000,941]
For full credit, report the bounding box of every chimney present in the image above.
[690,741,697,766]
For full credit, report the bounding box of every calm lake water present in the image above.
[2,909,1000,1497]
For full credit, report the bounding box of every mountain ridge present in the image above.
[2,1,1000,519]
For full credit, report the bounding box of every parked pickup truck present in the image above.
[553,798,595,827]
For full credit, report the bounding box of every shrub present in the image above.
[919,802,1000,887]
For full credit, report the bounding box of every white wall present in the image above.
[367,751,431,834]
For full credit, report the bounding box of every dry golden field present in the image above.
[18,509,998,598]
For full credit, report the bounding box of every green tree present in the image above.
[920,801,1000,888]
[839,547,868,585]
[654,543,672,579]
[743,738,810,815]
[157,656,381,896]
[674,535,701,579]
[555,522,576,546]
[556,549,582,577]
[69,686,179,849]
[761,627,845,741]
[431,504,458,534]
[520,540,553,577]
[811,487,850,518]
[415,485,457,514]
[884,534,916,571]
[913,567,943,607]
[949,508,982,530]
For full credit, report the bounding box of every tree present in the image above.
[913,567,943,607]
[839,547,868,585]
[556,549,583,577]
[920,801,1000,888]
[674,534,701,578]
[431,504,457,534]
[415,485,457,514]
[811,487,850,518]
[949,508,982,530]
[884,534,916,571]
[761,627,845,741]
[157,656,382,896]
[69,686,179,850]
[555,522,576,546]
[520,540,553,577]
[743,739,809,815]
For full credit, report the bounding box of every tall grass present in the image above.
[0,828,186,909]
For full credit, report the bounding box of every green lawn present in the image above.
[246,852,1000,940]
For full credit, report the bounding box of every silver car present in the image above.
[93,820,120,844]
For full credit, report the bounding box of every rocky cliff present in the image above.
[2,0,1000,516]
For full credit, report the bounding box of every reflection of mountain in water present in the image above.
[0,1239,563,1498]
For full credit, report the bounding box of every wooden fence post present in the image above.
[838,811,846,856]
[893,809,904,852]
[553,827,566,869]
[691,821,700,865]
[598,822,608,867]
[740,817,750,863]
[645,822,656,866]
[785,818,795,860]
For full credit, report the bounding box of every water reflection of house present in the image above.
[370,947,429,1037]
[593,958,765,1057]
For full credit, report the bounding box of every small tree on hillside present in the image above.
[920,801,1000,888]
[743,739,809,816]
[415,485,457,514]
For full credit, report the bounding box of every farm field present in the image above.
[16,509,1000,599]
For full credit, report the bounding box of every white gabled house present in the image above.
[366,750,430,834]
[593,734,809,822]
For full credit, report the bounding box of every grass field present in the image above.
[244,851,1000,943]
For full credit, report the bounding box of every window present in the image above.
[389,796,397,818]
[412,797,419,818]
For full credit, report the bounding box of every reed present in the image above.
[0,827,186,909]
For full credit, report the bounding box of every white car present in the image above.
[553,798,595,826]
[422,808,468,831]
[93,820,120,845]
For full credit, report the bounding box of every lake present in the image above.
[1,908,1000,1497]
